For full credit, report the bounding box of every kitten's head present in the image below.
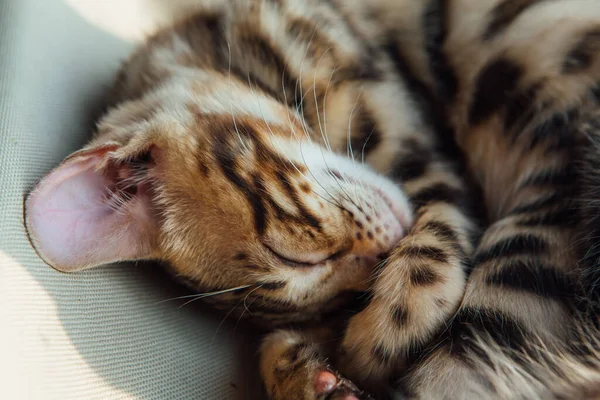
[24,80,413,324]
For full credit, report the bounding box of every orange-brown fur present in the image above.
[24,0,600,399]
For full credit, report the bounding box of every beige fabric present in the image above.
[0,0,261,398]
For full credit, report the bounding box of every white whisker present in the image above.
[321,62,339,154]
[242,284,264,316]
[156,284,253,305]
[361,126,376,164]
[346,87,364,162]
[212,297,245,345]
[226,40,251,152]
[313,47,335,153]
[295,24,320,141]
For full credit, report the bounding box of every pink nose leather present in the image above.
[350,209,405,261]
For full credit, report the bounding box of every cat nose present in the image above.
[350,211,404,261]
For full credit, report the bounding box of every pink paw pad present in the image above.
[314,370,338,394]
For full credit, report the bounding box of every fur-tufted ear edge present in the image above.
[24,144,158,272]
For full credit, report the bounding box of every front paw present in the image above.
[339,278,460,390]
[260,330,373,400]
[313,368,373,400]
[338,300,408,390]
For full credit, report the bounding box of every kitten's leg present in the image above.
[337,151,478,389]
[260,329,373,400]
[399,10,600,394]
[402,108,582,398]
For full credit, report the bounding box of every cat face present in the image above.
[25,79,413,323]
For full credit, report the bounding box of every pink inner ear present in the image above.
[25,149,156,272]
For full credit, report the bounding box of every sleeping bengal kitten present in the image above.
[24,0,600,398]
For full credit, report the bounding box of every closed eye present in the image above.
[264,244,344,268]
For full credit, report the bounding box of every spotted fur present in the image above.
[23,0,600,399]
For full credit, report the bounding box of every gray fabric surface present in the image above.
[0,0,262,398]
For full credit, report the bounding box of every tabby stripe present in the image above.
[462,257,476,275]
[383,38,436,111]
[239,32,288,82]
[447,307,529,357]
[230,65,285,101]
[409,267,441,286]
[392,155,429,182]
[421,220,459,242]
[400,245,448,263]
[504,83,542,133]
[335,46,384,83]
[436,298,449,308]
[237,32,301,107]
[320,1,384,83]
[508,192,561,215]
[517,208,576,227]
[287,16,382,82]
[227,119,257,139]
[423,0,458,101]
[410,183,465,210]
[383,34,463,164]
[206,16,228,67]
[527,110,576,151]
[473,234,548,265]
[518,168,573,189]
[484,0,550,41]
[198,160,210,176]
[182,14,228,68]
[563,29,600,74]
[213,134,268,235]
[391,139,431,182]
[485,260,579,301]
[275,171,322,231]
[260,281,287,291]
[286,17,331,57]
[382,36,447,132]
[250,175,269,235]
[392,304,409,326]
[251,129,302,172]
[213,136,248,191]
[469,58,523,125]
[349,105,382,159]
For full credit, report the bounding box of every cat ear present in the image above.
[25,143,159,272]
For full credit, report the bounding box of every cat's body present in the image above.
[24,0,600,398]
